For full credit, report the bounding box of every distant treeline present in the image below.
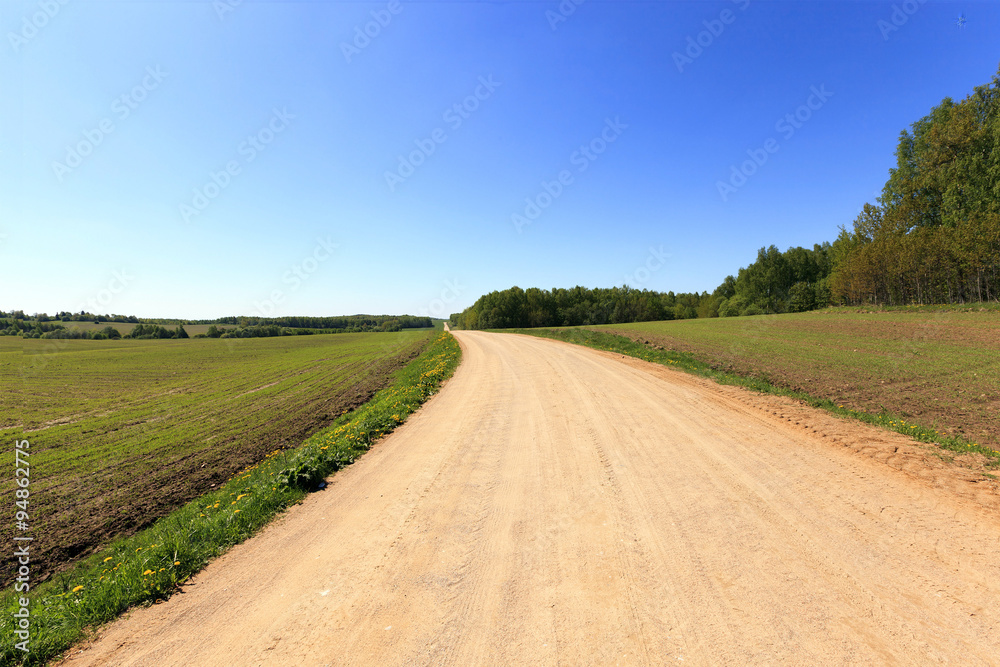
[451,66,1000,329]
[1,321,189,340]
[190,314,432,332]
[127,324,189,339]
[12,311,145,324]
[448,249,832,330]
[0,312,433,339]
[202,324,325,339]
[451,286,710,329]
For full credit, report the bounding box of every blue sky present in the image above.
[2,0,997,319]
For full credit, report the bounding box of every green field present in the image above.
[1,331,433,586]
[510,308,999,456]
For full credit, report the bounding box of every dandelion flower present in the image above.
[143,570,154,576]
[104,557,113,563]
[72,585,84,593]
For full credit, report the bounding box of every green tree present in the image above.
[100,325,122,340]
[787,282,816,313]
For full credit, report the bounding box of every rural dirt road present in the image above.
[63,331,1000,666]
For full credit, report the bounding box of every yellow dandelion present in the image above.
[174,561,181,566]
[72,585,84,593]
[143,570,154,576]
[104,556,113,563]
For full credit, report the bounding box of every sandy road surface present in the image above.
[63,331,1000,666]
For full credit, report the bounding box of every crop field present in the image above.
[0,330,433,586]
[590,308,999,453]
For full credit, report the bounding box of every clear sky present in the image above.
[2,0,997,319]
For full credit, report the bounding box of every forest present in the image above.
[451,65,1000,330]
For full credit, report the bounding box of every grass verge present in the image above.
[506,327,1000,466]
[2,332,460,666]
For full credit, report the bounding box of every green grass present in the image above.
[1,331,432,589]
[1,332,460,666]
[506,316,1000,467]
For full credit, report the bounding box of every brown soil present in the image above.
[609,318,1000,452]
[1,344,424,588]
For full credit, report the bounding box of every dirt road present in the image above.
[63,331,1000,665]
